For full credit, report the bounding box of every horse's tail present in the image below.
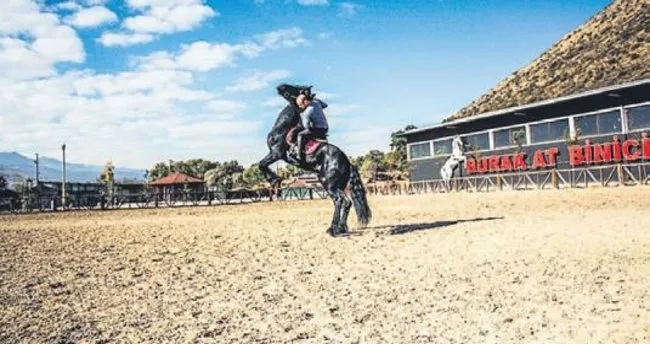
[349,164,372,227]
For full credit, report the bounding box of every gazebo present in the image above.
[149,171,205,200]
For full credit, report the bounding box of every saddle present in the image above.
[286,127,328,156]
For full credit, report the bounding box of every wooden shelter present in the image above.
[149,171,206,198]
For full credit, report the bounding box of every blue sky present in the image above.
[0,0,612,169]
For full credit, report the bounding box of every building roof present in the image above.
[402,77,650,136]
[445,0,649,123]
[149,171,204,185]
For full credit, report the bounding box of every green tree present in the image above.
[220,160,245,176]
[348,155,365,168]
[387,124,417,172]
[278,164,301,180]
[243,163,265,187]
[0,175,7,190]
[203,160,245,191]
[230,172,245,188]
[149,162,171,181]
[383,150,406,172]
[176,158,216,179]
[360,150,388,180]
[204,168,223,189]
[390,124,417,153]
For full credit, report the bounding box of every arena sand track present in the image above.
[1,187,649,344]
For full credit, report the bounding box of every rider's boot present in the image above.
[296,135,305,163]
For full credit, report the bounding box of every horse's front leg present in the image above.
[258,151,281,186]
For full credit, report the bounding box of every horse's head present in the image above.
[276,83,313,104]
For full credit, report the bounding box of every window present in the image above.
[530,119,569,143]
[409,142,431,159]
[463,132,490,151]
[433,138,452,156]
[493,126,527,148]
[574,110,621,136]
[627,105,650,132]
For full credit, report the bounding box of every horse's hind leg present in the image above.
[327,189,345,236]
[338,190,352,233]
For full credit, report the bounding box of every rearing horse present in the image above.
[257,83,372,236]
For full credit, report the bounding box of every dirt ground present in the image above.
[1,187,649,343]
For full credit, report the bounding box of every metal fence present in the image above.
[3,162,648,214]
[365,162,650,195]
[0,186,329,214]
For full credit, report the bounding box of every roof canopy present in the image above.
[402,78,650,138]
[149,171,203,185]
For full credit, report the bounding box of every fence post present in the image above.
[552,169,558,189]
[617,164,624,186]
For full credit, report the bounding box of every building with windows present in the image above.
[400,0,648,182]
[403,80,650,181]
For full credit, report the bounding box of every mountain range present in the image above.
[0,152,147,184]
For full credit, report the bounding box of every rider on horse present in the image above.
[290,91,329,162]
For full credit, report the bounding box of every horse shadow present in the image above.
[346,216,504,236]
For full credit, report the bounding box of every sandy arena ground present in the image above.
[1,187,650,343]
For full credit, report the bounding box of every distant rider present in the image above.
[292,92,329,162]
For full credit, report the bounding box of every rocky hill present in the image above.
[445,0,649,122]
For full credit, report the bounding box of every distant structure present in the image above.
[149,171,205,198]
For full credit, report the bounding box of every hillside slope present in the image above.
[445,0,649,122]
[0,152,146,183]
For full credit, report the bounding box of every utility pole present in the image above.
[34,153,39,186]
[61,144,67,209]
[33,153,40,211]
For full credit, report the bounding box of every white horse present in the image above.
[440,136,466,190]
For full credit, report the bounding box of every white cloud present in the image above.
[0,64,271,168]
[0,3,366,169]
[56,1,83,11]
[133,27,306,72]
[338,2,363,17]
[318,32,332,39]
[99,0,217,47]
[0,0,85,81]
[175,41,263,71]
[261,97,288,108]
[253,27,309,49]
[226,70,291,92]
[64,6,118,28]
[298,0,329,6]
[314,92,337,100]
[98,32,155,47]
[206,99,247,114]
[132,41,263,71]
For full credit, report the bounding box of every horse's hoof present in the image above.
[327,227,338,237]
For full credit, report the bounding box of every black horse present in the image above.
[258,83,372,236]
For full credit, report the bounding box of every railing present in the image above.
[365,162,650,195]
[3,162,648,214]
[0,185,329,214]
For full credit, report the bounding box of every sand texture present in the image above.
[1,187,650,343]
